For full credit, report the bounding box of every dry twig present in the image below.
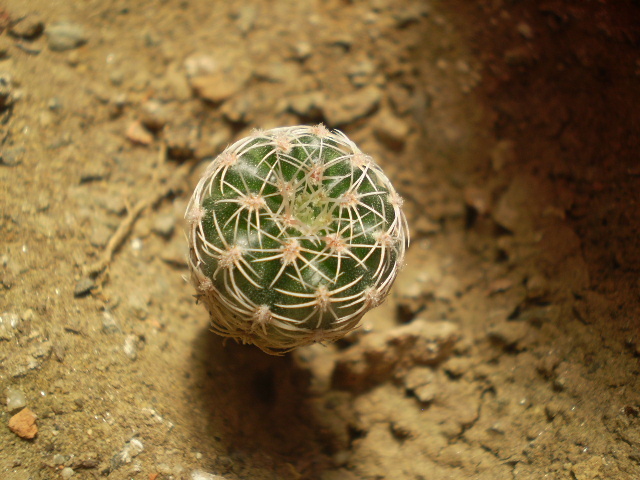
[83,146,194,280]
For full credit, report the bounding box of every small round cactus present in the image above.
[186,125,408,354]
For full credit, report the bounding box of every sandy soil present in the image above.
[1,1,639,479]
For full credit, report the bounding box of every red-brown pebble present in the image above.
[8,408,38,439]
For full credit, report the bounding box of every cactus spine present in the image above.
[186,125,408,354]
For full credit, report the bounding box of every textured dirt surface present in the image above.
[1,1,639,479]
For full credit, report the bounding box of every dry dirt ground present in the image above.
[1,1,639,479]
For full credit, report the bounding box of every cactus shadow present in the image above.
[189,327,335,479]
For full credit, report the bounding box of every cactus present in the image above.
[186,125,409,354]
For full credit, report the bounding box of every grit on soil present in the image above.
[1,1,639,479]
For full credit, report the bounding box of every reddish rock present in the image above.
[8,408,38,439]
[126,121,154,146]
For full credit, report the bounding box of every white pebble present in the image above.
[190,469,228,480]
[6,387,27,411]
[60,467,75,479]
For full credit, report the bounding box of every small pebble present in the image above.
[190,470,228,480]
[152,213,176,238]
[323,85,382,126]
[189,72,247,103]
[73,277,95,297]
[123,335,139,361]
[164,124,198,159]
[6,387,27,412]
[487,321,529,348]
[0,312,20,340]
[48,97,63,111]
[140,100,169,131]
[101,312,120,334]
[290,41,312,60]
[373,109,410,150]
[47,22,88,52]
[8,407,38,439]
[126,120,154,146]
[0,147,25,166]
[60,467,75,479]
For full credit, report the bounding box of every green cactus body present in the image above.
[186,125,408,354]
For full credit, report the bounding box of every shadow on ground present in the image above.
[189,327,335,479]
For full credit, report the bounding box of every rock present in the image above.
[290,41,312,60]
[164,124,198,159]
[402,366,438,403]
[152,213,176,238]
[101,312,120,334]
[286,91,326,117]
[463,186,492,216]
[47,22,88,52]
[89,222,113,248]
[255,61,301,83]
[372,109,410,150]
[112,438,144,469]
[123,335,139,361]
[493,175,547,234]
[190,470,228,480]
[8,407,38,439]
[139,100,169,131]
[6,387,27,412]
[184,53,217,78]
[189,70,250,103]
[572,456,604,480]
[0,147,25,166]
[0,312,21,340]
[9,14,44,39]
[74,277,95,297]
[126,120,154,146]
[487,321,530,348]
[60,467,75,479]
[323,85,382,126]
